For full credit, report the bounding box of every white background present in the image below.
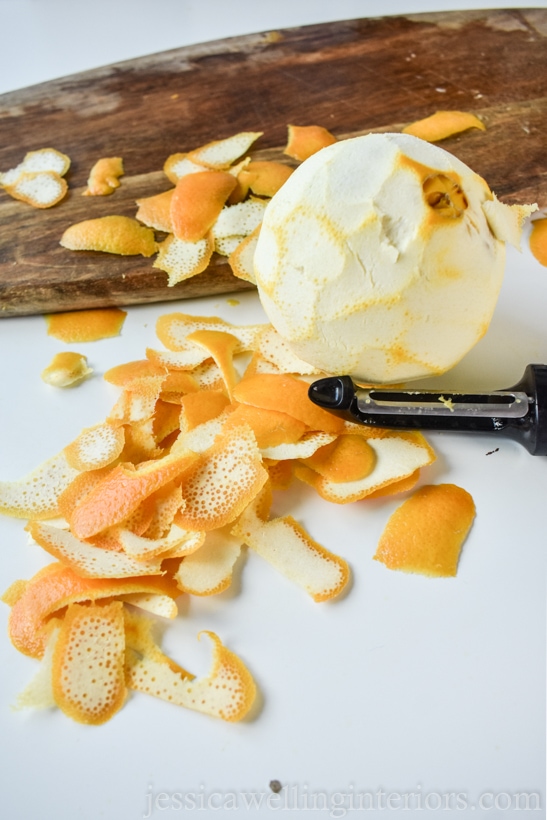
[0,2,546,819]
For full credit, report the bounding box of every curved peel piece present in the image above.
[52,601,126,725]
[124,611,256,721]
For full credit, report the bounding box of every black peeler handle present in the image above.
[308,364,547,455]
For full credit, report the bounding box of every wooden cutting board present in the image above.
[1,8,545,317]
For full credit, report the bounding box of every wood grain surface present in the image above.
[0,8,546,317]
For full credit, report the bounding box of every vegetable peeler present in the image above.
[308,364,547,455]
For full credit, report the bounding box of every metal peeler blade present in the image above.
[308,364,547,455]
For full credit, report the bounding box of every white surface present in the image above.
[0,3,546,820]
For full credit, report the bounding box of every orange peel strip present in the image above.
[175,527,242,595]
[156,312,265,355]
[232,373,346,434]
[284,124,337,161]
[60,215,157,257]
[4,563,179,659]
[260,431,337,461]
[69,450,199,539]
[233,487,349,602]
[176,424,268,531]
[374,483,476,577]
[186,131,263,169]
[179,390,231,434]
[116,592,178,619]
[170,171,237,242]
[13,623,59,711]
[163,153,209,184]
[302,434,376,483]
[0,452,79,520]
[64,422,125,471]
[529,218,547,267]
[228,226,259,284]
[238,161,293,198]
[5,171,68,208]
[135,188,174,232]
[1,147,70,186]
[224,403,307,449]
[154,233,214,286]
[185,329,240,399]
[256,325,321,375]
[402,110,486,142]
[41,352,93,387]
[294,432,435,503]
[212,199,266,242]
[124,611,256,721]
[52,601,126,725]
[45,308,127,343]
[27,521,164,578]
[119,523,203,562]
[83,157,124,196]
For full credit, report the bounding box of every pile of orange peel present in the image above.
[0,107,543,728]
[1,307,479,726]
[1,112,545,270]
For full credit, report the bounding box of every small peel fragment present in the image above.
[170,171,237,242]
[0,452,79,520]
[238,161,293,197]
[228,227,259,284]
[294,433,435,503]
[186,131,263,169]
[51,601,126,725]
[529,218,547,266]
[124,611,256,721]
[373,483,476,577]
[482,194,537,249]
[233,487,349,602]
[64,422,125,471]
[284,124,337,161]
[13,624,59,712]
[1,147,70,185]
[83,157,124,196]
[153,233,213,286]
[45,308,127,342]
[402,110,486,142]
[5,171,67,208]
[27,521,164,578]
[135,189,174,232]
[175,527,242,595]
[60,215,157,257]
[41,352,93,387]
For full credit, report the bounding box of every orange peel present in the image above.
[3,563,178,659]
[284,124,337,161]
[45,308,127,342]
[154,233,214,287]
[529,218,547,267]
[374,483,476,576]
[51,601,126,724]
[186,131,263,170]
[175,527,242,596]
[124,611,256,721]
[135,188,174,232]
[64,421,125,471]
[233,486,349,602]
[170,171,237,242]
[402,110,486,142]
[5,171,68,208]
[41,352,93,387]
[0,452,79,520]
[176,424,268,531]
[60,215,157,256]
[83,156,124,196]
[238,161,293,197]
